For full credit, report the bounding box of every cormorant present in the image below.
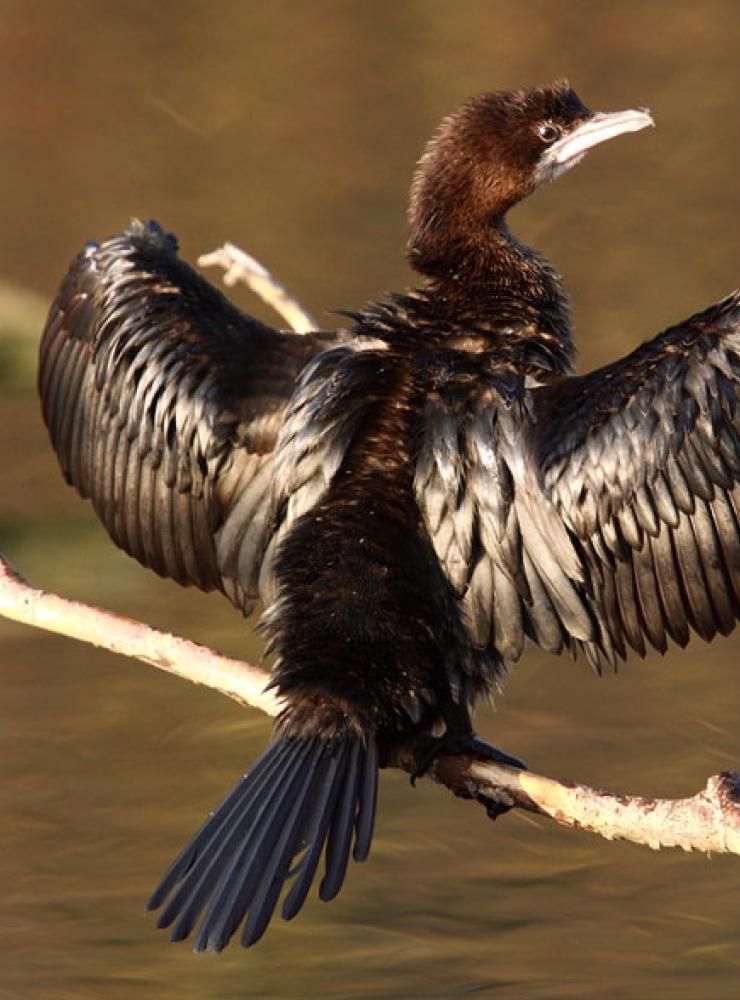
[39,81,740,952]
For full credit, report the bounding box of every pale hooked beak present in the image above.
[535,107,654,184]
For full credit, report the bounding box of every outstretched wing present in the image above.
[39,220,345,613]
[534,292,740,663]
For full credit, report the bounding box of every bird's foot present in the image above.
[410,731,526,785]
[469,737,527,820]
[468,736,527,771]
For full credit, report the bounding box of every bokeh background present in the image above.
[2,2,740,997]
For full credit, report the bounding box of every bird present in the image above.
[38,80,740,952]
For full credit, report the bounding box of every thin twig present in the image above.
[198,243,319,333]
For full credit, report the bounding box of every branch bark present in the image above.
[0,552,282,717]
[5,240,739,860]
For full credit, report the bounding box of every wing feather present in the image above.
[415,362,597,668]
[535,292,740,660]
[39,220,345,612]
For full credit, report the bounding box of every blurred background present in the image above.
[2,2,740,997]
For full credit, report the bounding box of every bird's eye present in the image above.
[537,122,561,144]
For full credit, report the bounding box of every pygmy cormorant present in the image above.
[39,81,740,951]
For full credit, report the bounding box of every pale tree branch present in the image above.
[400,748,740,855]
[0,552,282,718]
[4,242,739,861]
[3,549,740,854]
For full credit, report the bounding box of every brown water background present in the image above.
[2,3,740,997]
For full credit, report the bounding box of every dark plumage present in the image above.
[38,81,740,951]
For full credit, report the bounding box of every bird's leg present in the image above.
[411,732,527,782]
[411,702,526,784]
[467,735,527,770]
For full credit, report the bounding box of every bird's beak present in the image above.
[535,107,654,184]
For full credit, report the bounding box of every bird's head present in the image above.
[407,81,653,278]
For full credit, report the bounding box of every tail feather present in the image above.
[152,739,304,937]
[194,744,324,949]
[239,747,330,948]
[354,742,379,861]
[147,733,378,952]
[147,740,286,910]
[281,752,345,921]
[169,740,313,944]
[320,740,362,902]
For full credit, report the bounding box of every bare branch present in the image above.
[0,552,282,717]
[198,243,319,333]
[3,548,739,855]
[392,747,740,856]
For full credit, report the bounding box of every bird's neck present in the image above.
[409,220,575,377]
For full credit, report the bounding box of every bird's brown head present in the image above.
[407,81,653,279]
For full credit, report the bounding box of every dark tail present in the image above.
[146,733,378,952]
